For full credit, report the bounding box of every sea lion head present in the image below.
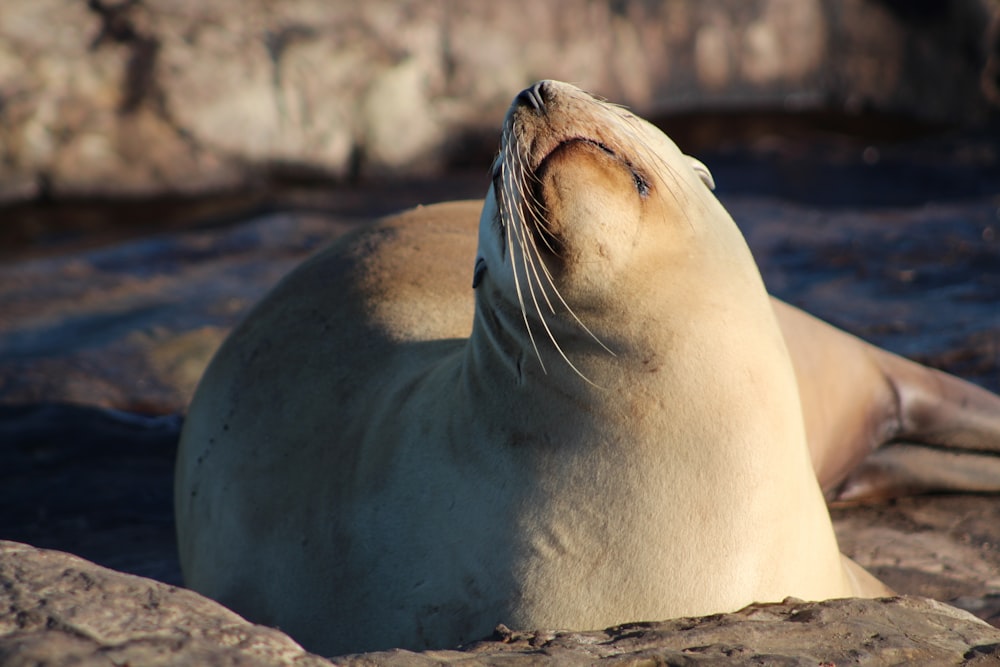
[472,80,721,379]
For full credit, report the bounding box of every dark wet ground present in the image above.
[1,113,999,607]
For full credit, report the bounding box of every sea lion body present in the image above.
[176,81,1000,656]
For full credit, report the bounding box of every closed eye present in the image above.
[632,171,650,197]
[584,139,650,198]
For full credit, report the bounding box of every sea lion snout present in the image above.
[516,80,548,112]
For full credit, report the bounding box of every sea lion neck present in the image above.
[463,268,616,395]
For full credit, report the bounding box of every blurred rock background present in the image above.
[1,0,997,206]
[2,0,1000,659]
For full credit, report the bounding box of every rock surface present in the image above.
[0,541,332,666]
[342,598,1000,665]
[1,0,996,203]
[0,210,350,413]
[2,541,999,665]
[833,496,1000,626]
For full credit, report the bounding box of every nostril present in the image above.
[516,81,547,112]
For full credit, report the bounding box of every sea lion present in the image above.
[175,80,1000,656]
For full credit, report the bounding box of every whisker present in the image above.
[500,147,546,373]
[507,180,552,327]
[517,206,604,388]
[517,145,561,258]
[514,151,558,316]
[520,203,616,358]
[513,138,616,357]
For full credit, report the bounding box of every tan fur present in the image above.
[176,82,912,656]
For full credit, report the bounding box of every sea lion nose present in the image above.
[516,81,548,112]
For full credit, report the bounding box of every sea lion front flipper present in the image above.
[870,347,1000,455]
[830,348,1000,503]
[832,443,1000,504]
[773,297,1000,502]
[840,554,895,596]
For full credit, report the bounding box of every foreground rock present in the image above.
[1,0,996,202]
[1,541,998,665]
[0,541,331,666]
[356,599,1000,665]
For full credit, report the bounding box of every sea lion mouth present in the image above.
[533,138,651,200]
[536,137,614,170]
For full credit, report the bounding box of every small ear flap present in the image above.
[688,156,715,191]
[472,256,487,288]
